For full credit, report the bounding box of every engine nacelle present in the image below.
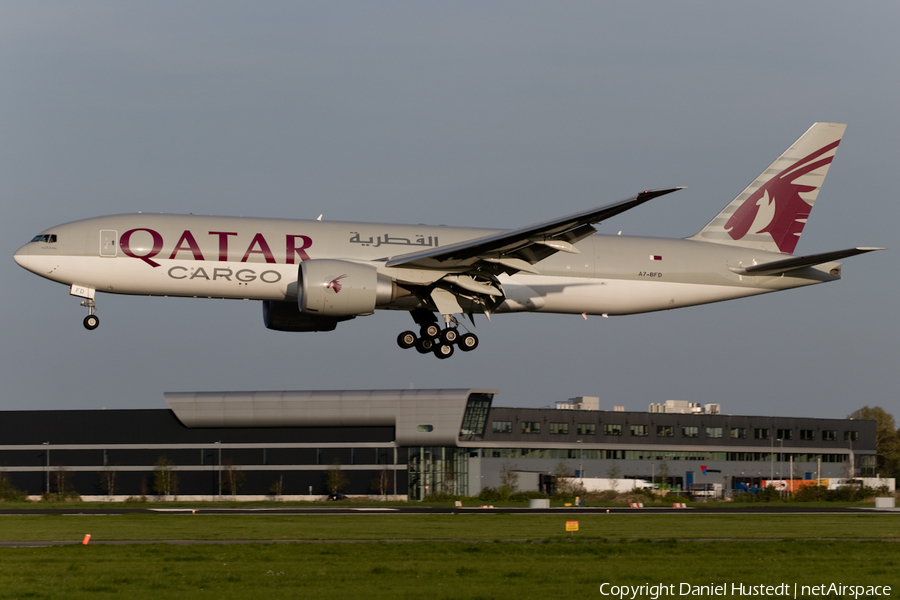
[300,259,395,317]
[262,300,353,332]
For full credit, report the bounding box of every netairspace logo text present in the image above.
[598,583,892,599]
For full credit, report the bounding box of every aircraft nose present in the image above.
[13,245,31,271]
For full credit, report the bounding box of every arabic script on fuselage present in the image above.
[349,232,439,248]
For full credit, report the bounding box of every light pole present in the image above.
[778,437,783,480]
[577,440,583,481]
[216,441,222,497]
[776,437,784,498]
[42,441,49,494]
[770,433,774,481]
[848,439,854,479]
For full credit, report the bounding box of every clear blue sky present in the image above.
[2,2,897,418]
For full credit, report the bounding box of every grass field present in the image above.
[1,512,898,599]
[0,513,897,542]
[1,540,898,600]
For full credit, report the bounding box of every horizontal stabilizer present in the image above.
[728,247,883,276]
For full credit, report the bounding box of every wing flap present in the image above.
[385,187,683,272]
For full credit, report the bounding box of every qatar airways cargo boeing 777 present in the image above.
[14,123,881,359]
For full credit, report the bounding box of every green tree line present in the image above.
[847,406,900,477]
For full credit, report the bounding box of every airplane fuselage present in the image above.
[14,213,839,317]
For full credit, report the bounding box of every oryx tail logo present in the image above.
[724,140,839,254]
[325,274,348,293]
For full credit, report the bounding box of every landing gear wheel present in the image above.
[397,330,417,349]
[415,337,435,354]
[433,343,454,359]
[440,328,459,345]
[458,332,478,352]
[83,315,99,330]
[420,323,440,339]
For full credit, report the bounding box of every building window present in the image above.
[754,428,770,440]
[844,431,859,442]
[682,426,699,438]
[577,423,595,436]
[776,429,793,441]
[706,427,723,438]
[459,396,491,436]
[521,421,541,434]
[657,425,674,437]
[492,421,512,434]
[550,422,569,435]
[730,427,747,439]
[822,430,837,441]
[631,424,648,437]
[800,429,815,441]
[604,424,622,436]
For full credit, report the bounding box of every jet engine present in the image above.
[299,259,396,317]
[262,300,352,332]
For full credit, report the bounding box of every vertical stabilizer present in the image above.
[689,122,846,254]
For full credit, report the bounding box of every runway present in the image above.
[0,505,894,516]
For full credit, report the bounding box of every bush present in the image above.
[731,485,781,503]
[40,491,81,503]
[583,490,618,502]
[477,487,504,502]
[0,473,27,502]
[423,491,466,502]
[792,484,881,502]
[508,491,549,502]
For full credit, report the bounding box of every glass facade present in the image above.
[477,448,850,463]
[459,397,491,436]
[407,446,469,500]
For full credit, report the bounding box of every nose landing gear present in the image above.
[83,313,99,330]
[76,292,99,331]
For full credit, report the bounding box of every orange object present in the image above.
[82,534,91,545]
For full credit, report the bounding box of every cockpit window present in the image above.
[30,234,57,243]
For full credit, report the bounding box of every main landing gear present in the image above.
[397,323,478,360]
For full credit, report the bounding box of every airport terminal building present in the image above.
[0,389,877,500]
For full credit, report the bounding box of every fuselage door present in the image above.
[100,230,118,257]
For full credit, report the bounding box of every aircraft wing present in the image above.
[384,187,683,274]
[728,247,884,276]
